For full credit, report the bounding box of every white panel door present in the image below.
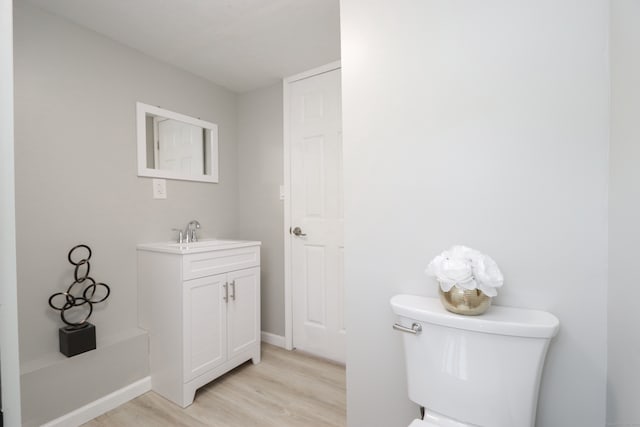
[156,118,205,174]
[290,68,345,363]
[227,267,260,359]
[183,274,227,382]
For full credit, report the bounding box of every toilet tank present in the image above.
[391,295,559,427]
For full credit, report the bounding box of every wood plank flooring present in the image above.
[82,344,346,427]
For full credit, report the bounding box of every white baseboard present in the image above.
[41,376,151,427]
[261,331,286,348]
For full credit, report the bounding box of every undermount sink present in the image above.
[137,239,257,254]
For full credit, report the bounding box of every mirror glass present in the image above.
[136,102,218,183]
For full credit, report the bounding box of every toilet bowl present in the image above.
[409,410,474,427]
[408,416,463,427]
[391,294,559,427]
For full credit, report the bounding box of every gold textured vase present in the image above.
[439,286,491,315]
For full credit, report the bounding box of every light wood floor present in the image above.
[82,344,346,427]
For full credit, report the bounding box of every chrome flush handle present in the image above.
[392,322,422,335]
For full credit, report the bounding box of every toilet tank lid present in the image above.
[390,294,560,338]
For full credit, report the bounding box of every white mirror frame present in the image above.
[136,102,219,183]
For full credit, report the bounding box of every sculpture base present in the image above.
[59,323,96,357]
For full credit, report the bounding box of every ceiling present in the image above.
[24,0,341,93]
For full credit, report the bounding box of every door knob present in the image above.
[291,226,307,237]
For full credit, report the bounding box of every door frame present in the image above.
[282,61,341,351]
[1,0,23,424]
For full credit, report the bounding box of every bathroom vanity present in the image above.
[137,239,261,407]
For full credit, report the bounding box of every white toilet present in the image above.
[390,294,559,427]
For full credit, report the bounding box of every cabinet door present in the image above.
[227,267,260,359]
[183,274,227,382]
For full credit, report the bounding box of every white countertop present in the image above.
[137,239,261,255]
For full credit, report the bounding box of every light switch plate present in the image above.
[152,179,167,199]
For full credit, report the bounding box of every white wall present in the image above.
[0,0,23,425]
[13,3,238,425]
[341,1,609,426]
[608,1,640,425]
[236,83,285,337]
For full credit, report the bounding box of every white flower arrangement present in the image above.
[425,245,504,297]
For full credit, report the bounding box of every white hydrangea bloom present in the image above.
[425,245,504,296]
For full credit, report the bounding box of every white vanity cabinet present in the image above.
[137,240,261,408]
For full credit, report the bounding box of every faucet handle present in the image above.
[172,228,184,244]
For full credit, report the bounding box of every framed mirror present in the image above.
[136,102,218,183]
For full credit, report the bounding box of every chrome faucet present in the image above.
[184,220,201,243]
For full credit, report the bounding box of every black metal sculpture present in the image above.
[48,244,111,357]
